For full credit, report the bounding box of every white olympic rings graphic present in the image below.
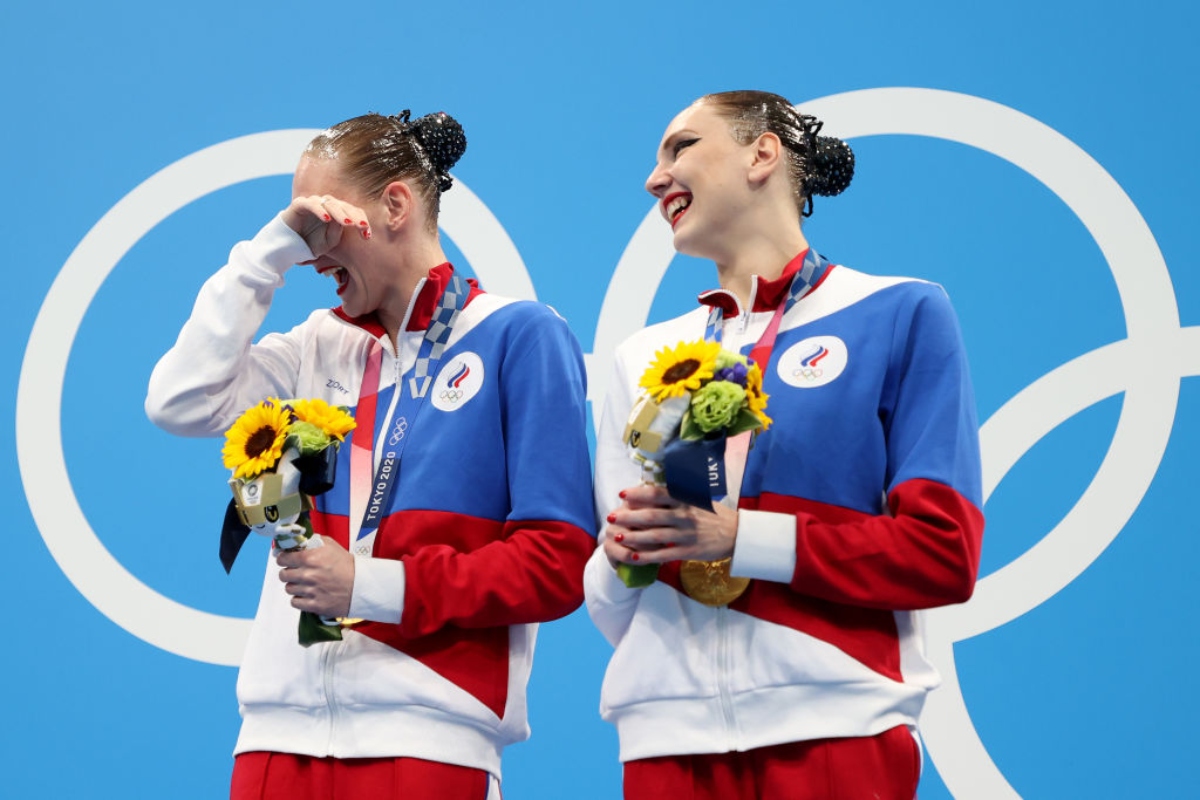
[589,88,1189,798]
[17,88,1194,799]
[439,389,466,402]
[388,417,410,446]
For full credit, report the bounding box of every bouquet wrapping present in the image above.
[618,340,771,600]
[220,397,356,645]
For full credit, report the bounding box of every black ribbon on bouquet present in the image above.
[220,502,252,574]
[662,436,728,513]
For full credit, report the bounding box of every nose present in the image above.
[645,160,671,198]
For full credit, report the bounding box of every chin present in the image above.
[672,228,712,261]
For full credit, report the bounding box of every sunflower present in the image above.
[639,340,722,402]
[222,399,292,479]
[287,398,356,442]
[744,362,773,430]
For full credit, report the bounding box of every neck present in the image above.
[376,235,449,347]
[714,229,809,309]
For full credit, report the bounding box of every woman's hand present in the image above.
[281,194,371,259]
[276,535,356,618]
[602,483,739,566]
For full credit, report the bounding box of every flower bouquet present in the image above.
[220,397,355,645]
[619,340,771,602]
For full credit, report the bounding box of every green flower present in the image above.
[713,349,748,371]
[286,420,333,456]
[689,380,747,433]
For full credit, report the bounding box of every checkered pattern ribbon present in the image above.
[350,274,470,552]
[409,275,467,398]
[704,248,829,344]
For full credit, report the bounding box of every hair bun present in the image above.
[410,111,467,191]
[808,136,855,197]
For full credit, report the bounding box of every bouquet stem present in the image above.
[277,515,345,646]
[616,466,665,589]
[617,562,660,588]
[298,610,345,645]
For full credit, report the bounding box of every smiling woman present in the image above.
[142,109,596,800]
[585,90,984,800]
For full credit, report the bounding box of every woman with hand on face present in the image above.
[146,110,595,800]
[586,91,984,799]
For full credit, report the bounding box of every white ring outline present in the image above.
[589,88,1180,799]
[16,130,534,667]
[16,92,1183,797]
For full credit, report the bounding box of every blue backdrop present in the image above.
[5,2,1196,797]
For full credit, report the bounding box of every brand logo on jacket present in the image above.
[432,352,485,411]
[777,336,847,388]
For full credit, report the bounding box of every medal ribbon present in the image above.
[348,275,468,556]
[673,249,830,606]
[688,248,831,506]
[704,247,830,352]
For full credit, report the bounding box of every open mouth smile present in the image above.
[663,192,692,228]
[318,265,350,295]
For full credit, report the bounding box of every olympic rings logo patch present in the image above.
[432,352,484,412]
[778,336,847,388]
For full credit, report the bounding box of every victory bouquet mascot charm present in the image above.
[220,398,356,644]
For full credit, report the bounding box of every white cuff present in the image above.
[729,509,797,583]
[348,557,406,623]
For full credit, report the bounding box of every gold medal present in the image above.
[680,558,750,606]
[336,617,364,628]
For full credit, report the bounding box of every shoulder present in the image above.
[464,293,566,325]
[824,263,944,303]
[454,292,582,353]
[797,264,951,326]
[613,307,710,365]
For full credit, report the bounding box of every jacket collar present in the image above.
[697,249,832,316]
[333,262,477,337]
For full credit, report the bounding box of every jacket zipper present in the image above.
[322,641,340,753]
[327,343,401,750]
[716,606,737,747]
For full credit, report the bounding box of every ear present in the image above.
[747,131,784,184]
[381,179,417,230]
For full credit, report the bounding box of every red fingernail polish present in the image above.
[631,552,640,561]
[344,218,353,224]
[323,214,331,221]
[619,490,627,499]
[613,533,624,542]
[606,513,616,523]
[359,220,368,226]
